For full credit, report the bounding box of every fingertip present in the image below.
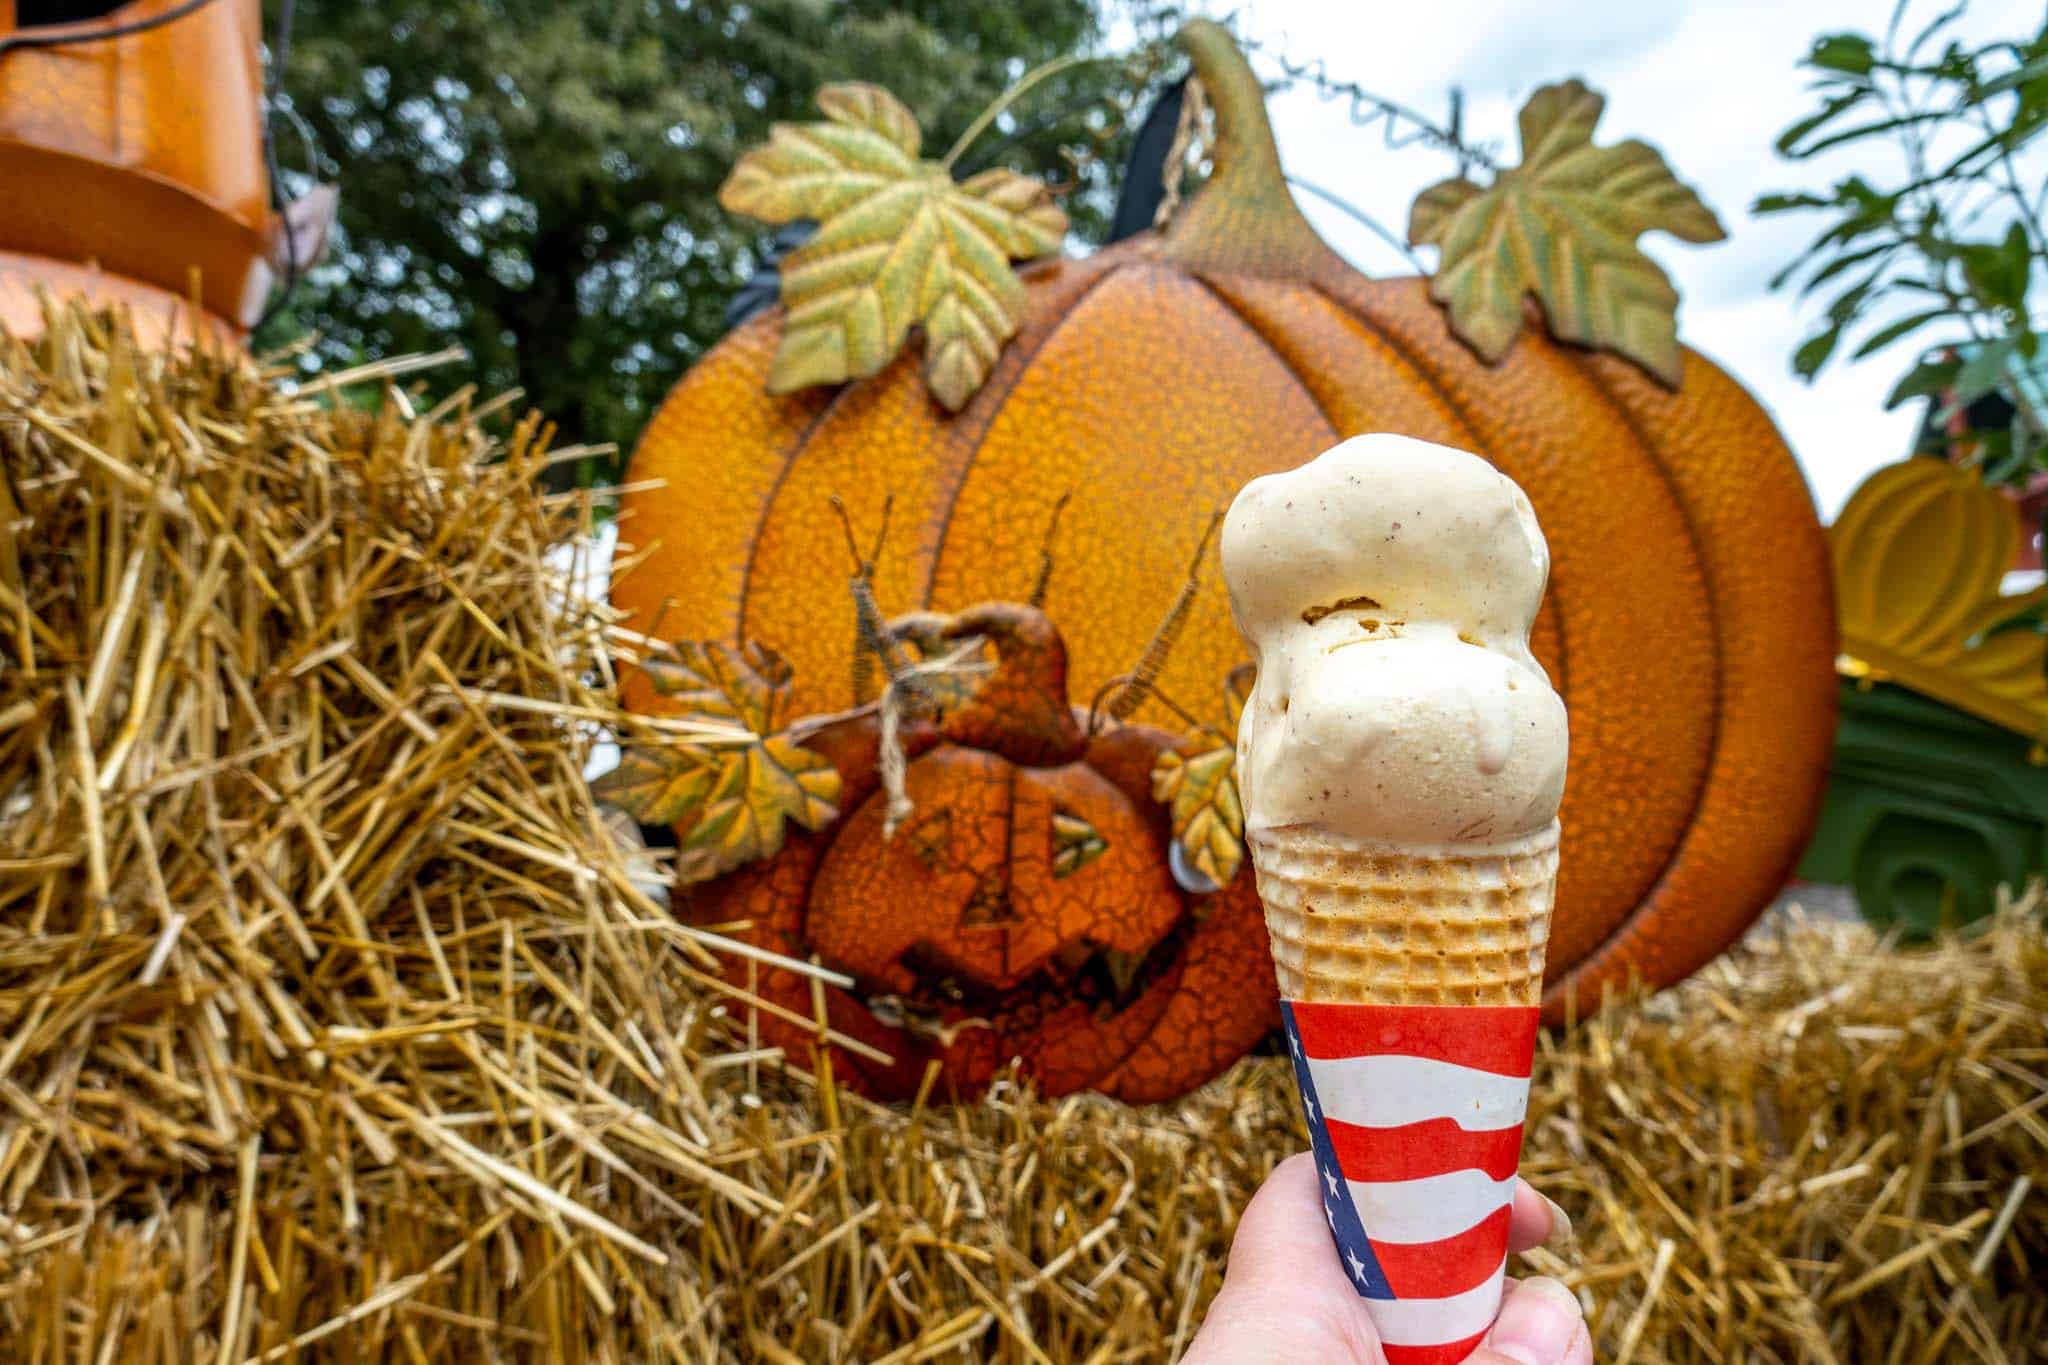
[1506,1180,1549,1253]
[1249,1151,1317,1190]
[1269,1150,1323,1197]
[1541,1194,1574,1250]
[1229,1154,1339,1262]
[1507,1179,1573,1254]
[1234,1152,1322,1241]
[1483,1274,1586,1365]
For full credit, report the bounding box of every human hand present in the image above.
[1185,1153,1589,1365]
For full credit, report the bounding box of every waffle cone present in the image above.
[1249,822,1560,1006]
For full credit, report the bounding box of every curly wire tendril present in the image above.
[828,493,1000,838]
[831,493,912,706]
[1106,509,1222,725]
[1242,34,1502,177]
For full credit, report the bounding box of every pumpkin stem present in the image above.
[1160,21,1348,281]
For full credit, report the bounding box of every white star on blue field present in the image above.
[1283,1005,1394,1299]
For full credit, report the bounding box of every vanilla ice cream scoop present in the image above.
[1221,433,1568,846]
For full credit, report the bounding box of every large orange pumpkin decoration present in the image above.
[614,22,1837,1094]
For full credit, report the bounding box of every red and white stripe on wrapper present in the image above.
[1282,1002,1540,1365]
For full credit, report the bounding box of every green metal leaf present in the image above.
[1150,743,1244,890]
[640,640,793,734]
[609,639,842,883]
[1144,665,1254,891]
[1408,78,1724,386]
[718,81,1068,410]
[593,747,720,827]
[674,737,841,884]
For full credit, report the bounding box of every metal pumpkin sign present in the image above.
[606,21,1836,1101]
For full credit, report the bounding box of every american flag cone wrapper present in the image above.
[1258,826,1557,1363]
[1221,435,1569,1364]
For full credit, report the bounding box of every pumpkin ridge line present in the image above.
[918,255,1132,609]
[1562,341,1727,710]
[1330,284,1722,984]
[1183,271,1343,442]
[1554,346,1725,875]
[1301,277,1488,447]
[735,333,859,648]
[1303,277,1572,693]
[1540,350,1764,1019]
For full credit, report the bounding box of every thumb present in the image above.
[1470,1276,1593,1365]
[1217,1153,1359,1301]
[1183,1153,1383,1365]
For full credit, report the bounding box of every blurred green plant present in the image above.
[1759,1,2048,486]
[260,0,1181,484]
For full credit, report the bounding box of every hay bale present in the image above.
[1,307,2043,1362]
[0,304,760,1360]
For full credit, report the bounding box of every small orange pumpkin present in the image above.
[617,22,1836,1027]
[687,603,1274,1102]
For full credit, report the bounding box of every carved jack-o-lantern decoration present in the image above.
[685,602,1274,1102]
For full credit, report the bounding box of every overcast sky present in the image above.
[1185,0,2047,518]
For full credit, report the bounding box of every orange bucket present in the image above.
[0,0,298,336]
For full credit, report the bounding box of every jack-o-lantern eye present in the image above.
[1051,808,1107,878]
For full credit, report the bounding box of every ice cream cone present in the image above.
[1250,822,1559,1007]
[1220,434,1569,1364]
[1253,820,1558,1364]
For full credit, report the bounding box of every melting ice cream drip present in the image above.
[1464,680,1515,776]
[1220,434,1569,848]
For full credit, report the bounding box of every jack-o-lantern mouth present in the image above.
[669,693,1281,1101]
[860,910,1197,1029]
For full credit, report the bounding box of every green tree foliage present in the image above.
[1759,2,2048,485]
[265,0,1177,479]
